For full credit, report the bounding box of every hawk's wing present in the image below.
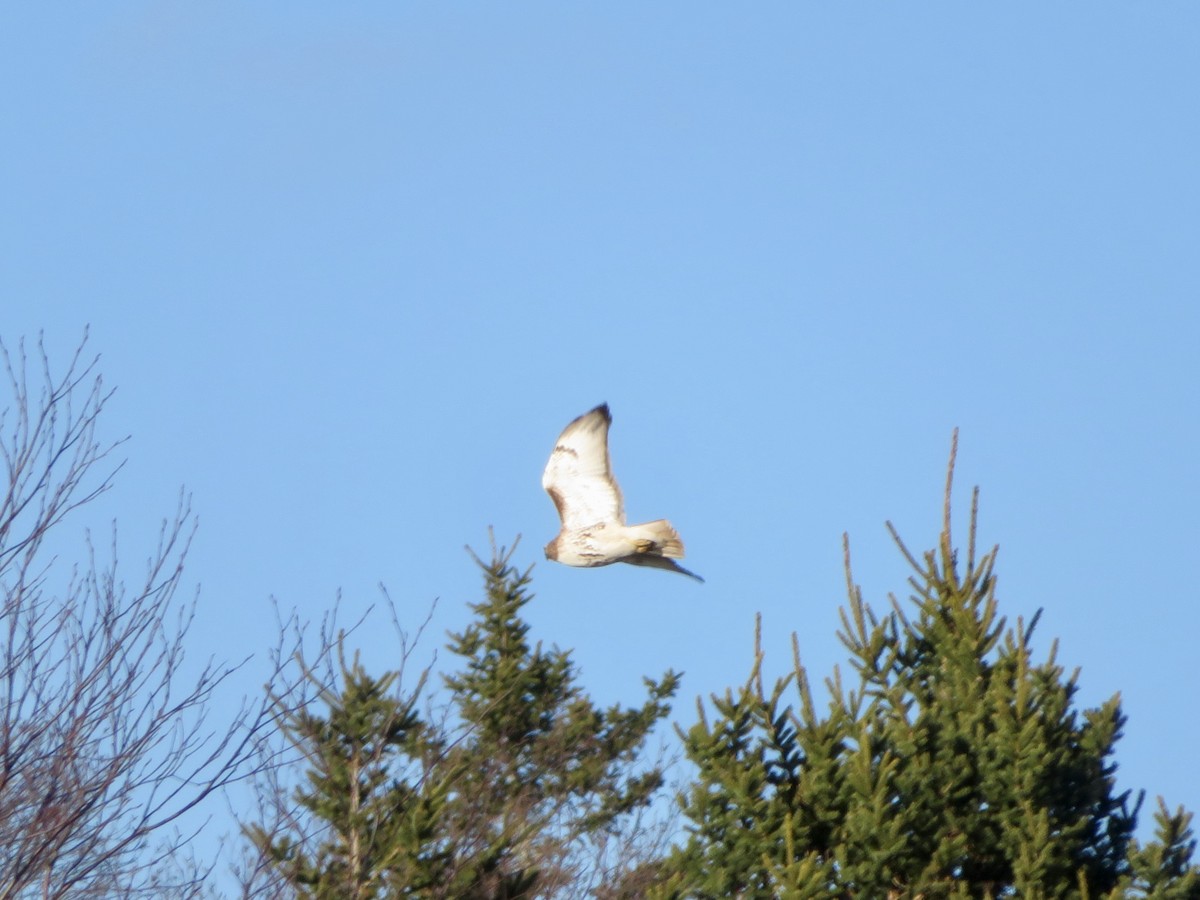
[542,403,625,531]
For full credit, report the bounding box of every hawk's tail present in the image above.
[630,519,686,559]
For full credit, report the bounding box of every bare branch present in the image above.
[0,332,280,898]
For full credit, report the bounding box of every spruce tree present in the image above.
[245,538,679,898]
[436,540,680,896]
[660,435,1199,899]
[247,647,450,898]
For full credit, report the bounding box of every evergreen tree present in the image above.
[245,539,679,898]
[660,436,1200,899]
[437,542,680,896]
[1110,800,1199,900]
[247,645,449,898]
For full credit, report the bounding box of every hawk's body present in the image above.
[542,404,702,582]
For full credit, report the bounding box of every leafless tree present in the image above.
[0,332,277,898]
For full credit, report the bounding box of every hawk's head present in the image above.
[543,538,559,561]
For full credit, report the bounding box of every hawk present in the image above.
[542,403,703,582]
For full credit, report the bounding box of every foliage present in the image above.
[658,434,1200,899]
[243,539,679,898]
[245,642,448,898]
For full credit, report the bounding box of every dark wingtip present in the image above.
[561,402,612,434]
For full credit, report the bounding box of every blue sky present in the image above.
[3,1,1198,872]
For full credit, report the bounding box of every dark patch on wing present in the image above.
[547,486,567,522]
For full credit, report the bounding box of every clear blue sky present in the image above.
[4,1,1198,873]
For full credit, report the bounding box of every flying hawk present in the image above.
[542,403,702,582]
